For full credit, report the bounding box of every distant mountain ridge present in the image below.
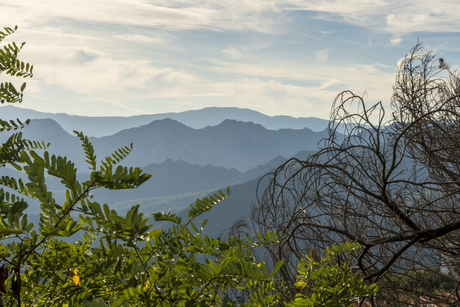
[0,105,329,137]
[90,118,329,171]
[2,151,293,215]
[90,154,289,208]
[168,150,321,238]
[0,117,327,172]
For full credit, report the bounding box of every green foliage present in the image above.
[187,187,230,220]
[285,242,378,307]
[0,26,32,104]
[0,25,47,172]
[0,148,283,306]
[109,189,210,216]
[0,118,30,132]
[0,127,286,306]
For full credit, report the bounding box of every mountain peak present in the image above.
[216,119,263,128]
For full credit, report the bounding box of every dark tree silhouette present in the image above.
[250,43,460,306]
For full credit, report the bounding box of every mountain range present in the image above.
[0,106,329,238]
[0,117,329,172]
[91,118,328,171]
[0,105,330,137]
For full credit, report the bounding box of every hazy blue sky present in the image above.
[1,0,459,119]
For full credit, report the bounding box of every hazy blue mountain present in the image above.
[0,105,329,137]
[0,115,327,228]
[1,143,320,239]
[163,151,326,238]
[165,107,329,132]
[1,130,294,216]
[183,147,417,240]
[91,118,328,172]
[165,175,268,239]
[0,117,326,171]
[230,155,287,184]
[92,154,293,210]
[0,155,272,216]
[90,159,241,205]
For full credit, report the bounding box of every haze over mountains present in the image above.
[0,114,329,172]
[0,105,330,137]
[0,105,329,236]
[92,118,328,171]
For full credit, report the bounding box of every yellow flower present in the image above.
[72,269,80,286]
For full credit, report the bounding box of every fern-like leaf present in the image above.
[74,131,97,170]
[91,166,151,189]
[99,144,133,172]
[0,118,30,132]
[0,82,24,104]
[0,26,17,44]
[0,176,32,198]
[0,41,33,78]
[0,26,32,104]
[187,187,229,220]
[0,132,48,169]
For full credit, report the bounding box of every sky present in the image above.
[0,0,460,119]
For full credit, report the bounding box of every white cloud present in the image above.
[29,1,215,29]
[390,32,402,44]
[318,78,344,90]
[222,42,271,60]
[216,78,312,105]
[113,34,171,44]
[95,98,145,113]
[222,47,243,60]
[1,0,458,119]
[315,48,330,61]
[4,0,460,36]
[385,7,460,33]
[219,61,395,117]
[19,43,195,97]
[222,47,241,60]
[280,0,460,35]
[0,0,280,33]
[143,61,395,118]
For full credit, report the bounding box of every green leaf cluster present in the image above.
[0,143,283,306]
[286,242,378,307]
[0,26,32,104]
[0,26,48,172]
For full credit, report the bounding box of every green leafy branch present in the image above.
[0,26,32,104]
[286,242,378,307]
